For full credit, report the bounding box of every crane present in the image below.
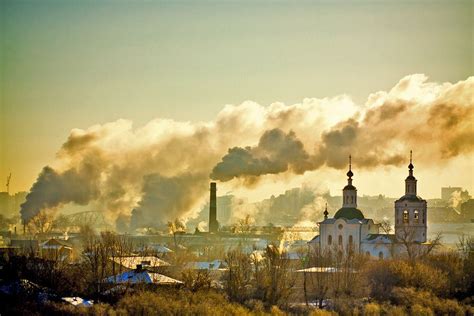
[6,173,11,195]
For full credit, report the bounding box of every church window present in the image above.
[328,235,332,245]
[338,235,343,246]
[349,235,353,245]
[403,210,409,224]
[338,224,343,230]
[378,251,384,259]
[414,210,419,223]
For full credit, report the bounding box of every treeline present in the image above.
[0,233,473,315]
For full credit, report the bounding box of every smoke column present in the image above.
[19,74,474,227]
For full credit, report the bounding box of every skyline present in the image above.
[1,1,473,209]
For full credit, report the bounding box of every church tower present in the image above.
[395,151,427,243]
[342,155,357,208]
[334,155,364,220]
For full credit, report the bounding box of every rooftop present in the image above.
[334,207,365,220]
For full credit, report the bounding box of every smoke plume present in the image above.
[211,129,314,182]
[19,74,474,228]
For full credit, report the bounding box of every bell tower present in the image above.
[395,151,427,243]
[342,155,357,208]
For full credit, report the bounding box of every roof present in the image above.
[296,267,356,273]
[308,235,320,244]
[104,270,183,285]
[343,184,356,190]
[334,207,365,220]
[110,256,170,269]
[320,217,370,224]
[186,259,227,270]
[396,195,426,203]
[40,239,73,249]
[362,234,397,244]
[62,297,94,307]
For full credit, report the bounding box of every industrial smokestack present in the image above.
[209,182,218,233]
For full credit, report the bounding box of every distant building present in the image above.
[40,238,74,261]
[0,191,27,219]
[104,268,183,286]
[310,153,430,259]
[110,256,170,271]
[441,187,471,204]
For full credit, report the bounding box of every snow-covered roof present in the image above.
[62,297,94,307]
[110,256,170,269]
[361,234,397,244]
[308,235,320,244]
[40,239,73,250]
[104,270,182,285]
[319,218,371,225]
[186,259,227,270]
[137,244,173,253]
[296,267,340,273]
[297,266,357,273]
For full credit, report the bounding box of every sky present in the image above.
[1,0,473,204]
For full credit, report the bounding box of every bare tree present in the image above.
[305,246,333,308]
[223,248,253,303]
[259,244,295,307]
[27,209,55,235]
[397,226,442,261]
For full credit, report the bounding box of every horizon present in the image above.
[1,0,473,228]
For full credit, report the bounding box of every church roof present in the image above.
[396,195,425,203]
[361,234,397,244]
[334,207,365,220]
[343,184,356,190]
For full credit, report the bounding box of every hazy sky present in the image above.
[1,0,473,199]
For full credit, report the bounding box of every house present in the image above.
[104,268,183,286]
[110,256,170,272]
[40,238,73,261]
[186,259,227,271]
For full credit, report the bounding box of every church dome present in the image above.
[334,207,365,220]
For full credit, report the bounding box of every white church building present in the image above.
[309,153,429,259]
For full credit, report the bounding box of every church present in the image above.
[309,152,429,259]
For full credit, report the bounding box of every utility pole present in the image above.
[6,173,11,195]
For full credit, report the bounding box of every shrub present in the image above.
[364,303,381,316]
[381,304,407,316]
[410,304,433,316]
[309,309,338,316]
[391,287,465,316]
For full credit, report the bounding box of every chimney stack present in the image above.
[209,182,218,233]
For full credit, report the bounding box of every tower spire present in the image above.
[323,203,329,219]
[408,150,414,176]
[405,150,417,195]
[346,155,353,184]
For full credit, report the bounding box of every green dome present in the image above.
[334,207,365,220]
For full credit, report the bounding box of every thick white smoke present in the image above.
[20,74,474,228]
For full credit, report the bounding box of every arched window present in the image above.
[349,235,353,245]
[338,235,343,246]
[328,235,332,245]
[403,210,409,224]
[378,251,384,260]
[414,210,419,223]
